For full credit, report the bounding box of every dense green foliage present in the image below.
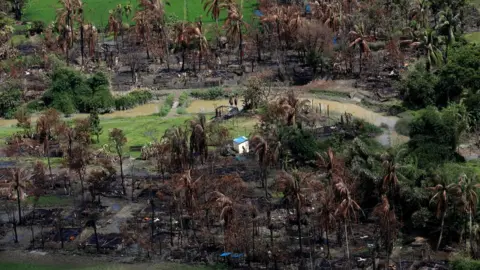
[43,68,114,114]
[114,90,153,111]
[398,63,438,109]
[451,258,480,270]
[190,87,227,100]
[158,94,175,117]
[408,104,468,167]
[0,81,22,118]
[399,45,480,120]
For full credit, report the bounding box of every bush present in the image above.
[397,63,438,109]
[158,105,171,117]
[190,87,226,100]
[44,68,114,113]
[176,107,187,114]
[450,258,480,270]
[369,41,386,51]
[114,90,153,111]
[29,21,45,35]
[0,81,22,118]
[178,92,190,107]
[394,118,410,136]
[165,93,175,107]
[26,100,45,113]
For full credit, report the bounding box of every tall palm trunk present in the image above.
[79,172,85,203]
[93,221,100,253]
[80,17,85,66]
[297,203,303,254]
[326,226,331,258]
[119,157,126,195]
[13,215,18,243]
[239,26,243,65]
[359,45,363,75]
[345,221,350,264]
[437,210,446,250]
[470,208,474,256]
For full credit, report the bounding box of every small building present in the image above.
[233,136,249,154]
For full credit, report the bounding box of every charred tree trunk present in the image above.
[436,210,446,251]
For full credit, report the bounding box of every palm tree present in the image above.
[348,23,371,75]
[373,195,399,266]
[458,174,480,256]
[436,8,460,62]
[56,0,83,65]
[163,126,189,172]
[108,9,121,52]
[427,175,459,250]
[175,170,202,213]
[317,186,336,258]
[251,135,281,197]
[36,109,60,187]
[410,29,443,71]
[276,171,315,255]
[188,114,208,166]
[223,2,247,65]
[192,18,209,71]
[10,167,30,225]
[335,180,361,265]
[210,191,234,250]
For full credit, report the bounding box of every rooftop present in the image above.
[233,136,248,144]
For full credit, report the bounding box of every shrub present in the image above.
[114,90,153,111]
[0,81,22,118]
[29,21,45,35]
[450,258,480,270]
[176,107,187,115]
[178,92,190,107]
[165,93,175,107]
[158,105,171,117]
[44,68,114,113]
[394,118,410,136]
[190,87,226,100]
[26,100,45,113]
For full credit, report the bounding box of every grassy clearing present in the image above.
[25,195,73,207]
[465,32,480,44]
[23,0,257,27]
[0,112,257,158]
[308,89,351,99]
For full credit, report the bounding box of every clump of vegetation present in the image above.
[0,80,22,118]
[43,68,114,114]
[157,94,175,117]
[114,90,153,111]
[190,87,227,100]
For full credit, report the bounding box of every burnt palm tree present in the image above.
[276,170,314,255]
[210,191,235,250]
[317,186,336,258]
[373,195,399,266]
[163,126,189,172]
[223,2,247,65]
[427,175,459,250]
[349,23,371,75]
[458,174,480,256]
[188,114,208,166]
[10,167,30,225]
[251,135,281,197]
[335,180,361,264]
[36,109,60,186]
[56,0,82,65]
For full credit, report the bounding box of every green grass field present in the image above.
[23,0,257,27]
[0,113,257,157]
[465,32,480,44]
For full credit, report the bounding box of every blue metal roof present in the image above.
[220,252,232,257]
[232,253,244,258]
[233,136,248,144]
